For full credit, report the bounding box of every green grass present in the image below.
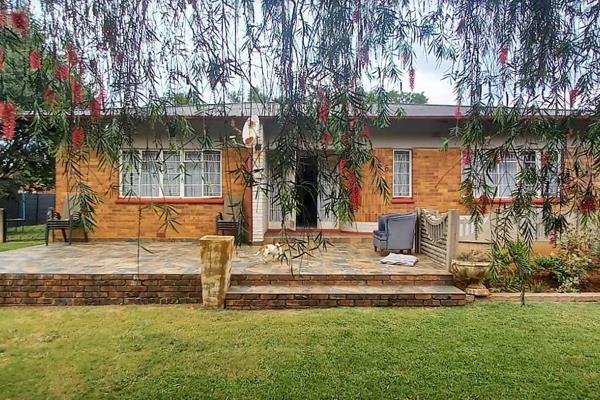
[1,304,599,400]
[0,224,45,252]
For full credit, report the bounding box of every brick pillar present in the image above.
[200,235,234,308]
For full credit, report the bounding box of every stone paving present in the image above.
[228,284,463,295]
[0,241,446,275]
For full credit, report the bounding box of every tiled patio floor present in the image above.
[0,241,446,275]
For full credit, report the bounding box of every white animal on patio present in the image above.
[255,242,283,261]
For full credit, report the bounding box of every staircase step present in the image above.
[231,273,455,286]
[225,284,466,309]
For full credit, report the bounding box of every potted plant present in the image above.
[450,250,492,297]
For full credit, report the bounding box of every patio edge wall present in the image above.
[0,273,202,306]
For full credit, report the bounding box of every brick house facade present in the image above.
[52,104,525,243]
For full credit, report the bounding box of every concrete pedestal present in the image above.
[200,235,234,308]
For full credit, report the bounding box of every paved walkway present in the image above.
[0,241,446,275]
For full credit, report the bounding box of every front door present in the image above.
[296,155,318,228]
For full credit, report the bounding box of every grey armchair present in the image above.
[373,212,417,253]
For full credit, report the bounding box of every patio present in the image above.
[0,241,447,276]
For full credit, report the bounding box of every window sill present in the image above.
[391,197,415,204]
[474,197,560,205]
[115,197,224,205]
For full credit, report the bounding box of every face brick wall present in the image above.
[355,147,464,222]
[0,274,202,306]
[55,148,250,240]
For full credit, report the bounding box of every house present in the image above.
[54,103,576,244]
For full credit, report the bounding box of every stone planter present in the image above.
[200,235,234,309]
[450,260,492,297]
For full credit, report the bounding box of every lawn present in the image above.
[1,304,599,400]
[0,224,45,252]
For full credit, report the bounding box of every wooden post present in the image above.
[0,208,6,243]
[445,209,459,270]
[200,235,234,309]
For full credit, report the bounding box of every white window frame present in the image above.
[463,150,561,199]
[119,149,222,198]
[392,149,412,198]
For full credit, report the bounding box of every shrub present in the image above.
[553,227,599,292]
[490,241,536,305]
[533,255,577,293]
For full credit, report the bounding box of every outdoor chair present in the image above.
[45,195,87,245]
[215,195,244,245]
[373,212,417,254]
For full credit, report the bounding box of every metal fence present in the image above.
[0,193,55,227]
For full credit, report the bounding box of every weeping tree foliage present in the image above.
[0,1,599,262]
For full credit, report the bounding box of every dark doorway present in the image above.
[296,155,318,227]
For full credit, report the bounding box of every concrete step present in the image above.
[225,284,466,309]
[230,272,455,286]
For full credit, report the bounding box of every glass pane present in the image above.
[163,151,181,196]
[140,150,160,197]
[184,152,202,197]
[393,151,410,196]
[121,151,140,196]
[202,151,221,197]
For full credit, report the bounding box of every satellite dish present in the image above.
[241,115,260,146]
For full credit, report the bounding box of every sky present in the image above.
[397,45,456,105]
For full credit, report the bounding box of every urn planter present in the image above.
[450,260,492,297]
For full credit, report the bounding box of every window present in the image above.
[487,152,536,198]
[393,150,412,197]
[121,149,221,198]
[465,150,560,198]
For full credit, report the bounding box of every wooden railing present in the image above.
[415,208,459,270]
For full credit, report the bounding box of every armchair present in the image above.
[373,212,417,253]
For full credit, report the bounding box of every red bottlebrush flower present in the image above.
[569,88,577,109]
[350,184,362,210]
[318,95,330,125]
[456,18,465,35]
[43,87,60,105]
[72,126,85,148]
[11,11,29,36]
[358,46,369,68]
[339,159,347,174]
[362,124,369,139]
[401,52,410,68]
[462,149,472,166]
[322,131,332,145]
[70,79,84,105]
[0,101,16,140]
[567,128,574,139]
[408,68,415,91]
[0,10,7,27]
[540,151,550,168]
[90,96,102,121]
[455,102,462,120]
[578,195,598,214]
[499,46,509,65]
[55,64,69,81]
[0,47,4,72]
[29,49,42,70]
[66,44,78,66]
